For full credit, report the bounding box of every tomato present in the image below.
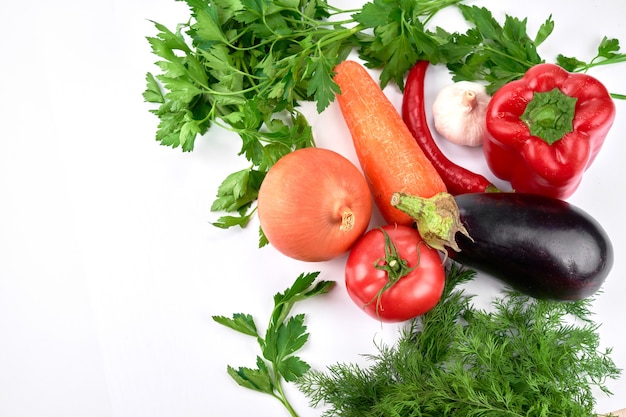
[345,225,445,322]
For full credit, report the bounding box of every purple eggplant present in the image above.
[448,193,614,301]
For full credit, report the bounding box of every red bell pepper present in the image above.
[483,63,615,199]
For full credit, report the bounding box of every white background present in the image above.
[1,0,625,416]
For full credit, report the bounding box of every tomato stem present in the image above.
[365,227,418,319]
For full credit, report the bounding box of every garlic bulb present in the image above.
[432,81,490,147]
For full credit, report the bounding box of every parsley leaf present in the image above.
[142,73,164,104]
[226,358,274,395]
[306,55,342,113]
[212,312,258,336]
[439,5,551,94]
[213,272,334,416]
[557,36,626,98]
[355,0,463,90]
[263,313,310,380]
[278,355,311,383]
[558,36,626,71]
[210,168,264,219]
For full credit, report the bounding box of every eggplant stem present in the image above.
[390,191,473,255]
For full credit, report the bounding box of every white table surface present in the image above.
[1,0,624,416]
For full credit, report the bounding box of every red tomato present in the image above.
[345,225,445,322]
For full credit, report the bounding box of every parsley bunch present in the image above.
[213,272,334,417]
[143,0,463,229]
[436,5,554,94]
[558,36,626,99]
[298,265,621,417]
[438,6,626,96]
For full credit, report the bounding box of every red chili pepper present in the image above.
[484,63,615,199]
[402,61,500,195]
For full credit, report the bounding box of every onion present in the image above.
[257,147,373,262]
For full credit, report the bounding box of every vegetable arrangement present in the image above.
[143,0,626,228]
[144,0,625,416]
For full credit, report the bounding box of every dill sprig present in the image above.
[298,265,621,417]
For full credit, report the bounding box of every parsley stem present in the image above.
[315,25,363,52]
[420,0,466,24]
[577,55,626,72]
[281,7,356,27]
[273,376,299,417]
[481,45,536,71]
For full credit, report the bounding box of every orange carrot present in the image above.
[333,60,447,226]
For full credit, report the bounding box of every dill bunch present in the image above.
[298,265,621,417]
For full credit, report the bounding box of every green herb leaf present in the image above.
[353,1,388,28]
[558,36,626,74]
[556,54,587,72]
[213,313,258,337]
[278,355,311,383]
[355,0,455,89]
[210,168,264,214]
[191,7,228,44]
[534,15,555,46]
[214,271,334,416]
[597,36,623,60]
[211,212,255,229]
[441,5,547,94]
[270,272,335,328]
[264,314,309,363]
[226,360,274,394]
[276,314,309,358]
[306,56,341,113]
[276,272,320,305]
[258,226,269,248]
[143,73,164,103]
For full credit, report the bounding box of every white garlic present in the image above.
[432,81,491,147]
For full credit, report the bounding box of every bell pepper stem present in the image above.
[520,87,577,145]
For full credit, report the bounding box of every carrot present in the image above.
[333,60,447,226]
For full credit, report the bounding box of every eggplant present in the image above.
[448,193,614,301]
